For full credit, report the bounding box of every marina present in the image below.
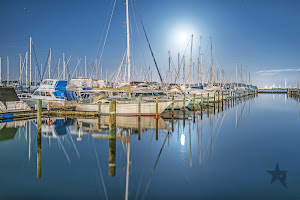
[1,0,300,199]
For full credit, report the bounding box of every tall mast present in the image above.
[183,55,185,87]
[57,58,60,79]
[235,63,238,88]
[101,66,103,80]
[29,37,32,89]
[168,51,171,84]
[48,48,51,79]
[249,73,250,89]
[84,56,87,78]
[200,36,203,86]
[26,52,28,87]
[126,0,131,84]
[63,53,66,80]
[241,64,243,86]
[178,53,180,85]
[246,65,247,88]
[198,41,200,86]
[35,67,37,86]
[7,56,9,86]
[210,37,213,85]
[189,34,193,88]
[96,57,98,80]
[0,57,1,86]
[19,53,22,86]
[76,56,79,78]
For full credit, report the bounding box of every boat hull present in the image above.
[76,101,171,116]
[24,98,77,110]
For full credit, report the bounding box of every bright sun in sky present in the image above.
[169,24,197,52]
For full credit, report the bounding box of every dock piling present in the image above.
[155,96,159,119]
[98,101,102,116]
[37,99,42,179]
[138,94,142,118]
[109,100,116,177]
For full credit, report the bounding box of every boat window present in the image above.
[46,92,51,96]
[41,80,47,85]
[41,92,45,96]
[33,91,40,96]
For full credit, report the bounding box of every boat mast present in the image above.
[168,51,171,84]
[249,73,250,89]
[178,53,180,85]
[235,63,238,88]
[101,66,103,80]
[198,41,200,86]
[26,52,28,88]
[63,53,66,80]
[241,64,243,86]
[19,53,22,86]
[126,0,131,84]
[210,37,213,86]
[48,48,51,79]
[7,56,9,86]
[96,57,98,80]
[84,56,87,78]
[246,65,247,88]
[183,55,185,87]
[200,36,203,87]
[189,34,193,88]
[29,37,32,90]
[57,58,60,79]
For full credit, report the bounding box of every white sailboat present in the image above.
[75,0,171,116]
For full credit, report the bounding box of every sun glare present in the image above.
[170,24,196,51]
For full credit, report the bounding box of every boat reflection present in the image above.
[0,93,258,199]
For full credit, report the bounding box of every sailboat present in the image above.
[75,0,171,115]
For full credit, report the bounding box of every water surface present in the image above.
[0,94,300,199]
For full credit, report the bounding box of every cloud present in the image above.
[256,68,300,75]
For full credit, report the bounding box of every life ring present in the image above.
[48,119,53,126]
[48,102,53,109]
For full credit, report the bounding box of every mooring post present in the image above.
[200,93,203,111]
[213,92,216,112]
[155,96,159,119]
[171,95,175,115]
[156,118,158,140]
[109,100,116,177]
[213,92,216,104]
[138,94,142,118]
[221,91,224,108]
[172,117,174,132]
[98,101,102,116]
[138,117,141,140]
[37,99,42,179]
[207,93,209,107]
[183,94,186,112]
[193,94,196,110]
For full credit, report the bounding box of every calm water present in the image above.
[1,94,300,200]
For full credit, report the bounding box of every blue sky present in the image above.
[0,0,299,87]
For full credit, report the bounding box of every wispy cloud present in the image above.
[256,68,300,75]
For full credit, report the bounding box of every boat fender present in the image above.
[48,102,53,109]
[48,119,53,126]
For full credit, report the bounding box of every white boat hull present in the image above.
[76,101,171,116]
